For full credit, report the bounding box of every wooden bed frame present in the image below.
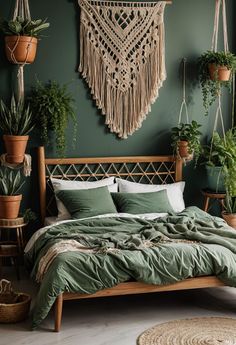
[38,146,225,332]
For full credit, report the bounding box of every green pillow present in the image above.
[56,186,117,219]
[111,189,174,214]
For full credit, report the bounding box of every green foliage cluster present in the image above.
[171,120,202,161]
[206,130,236,214]
[0,16,50,38]
[198,51,236,115]
[29,80,77,157]
[0,167,25,196]
[0,95,36,135]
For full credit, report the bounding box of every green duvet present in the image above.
[25,207,236,329]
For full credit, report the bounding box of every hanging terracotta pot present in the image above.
[5,36,38,64]
[0,195,22,219]
[222,211,236,229]
[208,63,231,82]
[3,135,29,164]
[177,140,193,160]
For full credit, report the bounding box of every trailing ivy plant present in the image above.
[171,120,202,163]
[0,16,50,38]
[29,80,77,157]
[198,51,236,116]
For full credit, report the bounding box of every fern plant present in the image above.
[0,16,49,38]
[29,80,77,157]
[0,95,36,135]
[198,51,236,116]
[0,168,25,195]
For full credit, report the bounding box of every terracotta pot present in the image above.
[222,211,236,229]
[0,195,22,219]
[177,140,193,160]
[208,63,231,82]
[3,135,29,164]
[5,36,38,64]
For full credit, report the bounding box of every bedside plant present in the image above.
[198,51,236,115]
[29,80,77,157]
[171,120,202,162]
[0,95,36,164]
[205,129,236,228]
[0,167,25,219]
[0,16,50,64]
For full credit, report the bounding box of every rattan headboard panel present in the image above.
[38,147,183,221]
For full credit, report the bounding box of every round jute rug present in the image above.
[137,317,236,345]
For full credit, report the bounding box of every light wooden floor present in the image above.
[1,268,236,345]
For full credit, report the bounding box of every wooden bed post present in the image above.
[54,294,63,332]
[38,146,47,225]
[175,158,183,182]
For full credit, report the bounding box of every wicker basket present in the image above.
[0,280,31,323]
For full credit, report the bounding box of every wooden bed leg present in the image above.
[54,294,63,332]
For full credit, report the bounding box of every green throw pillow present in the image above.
[56,186,117,219]
[111,189,174,214]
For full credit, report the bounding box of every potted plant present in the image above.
[198,51,236,115]
[201,134,225,193]
[0,95,36,164]
[0,16,49,64]
[29,80,77,157]
[204,128,236,227]
[0,167,25,219]
[171,120,202,162]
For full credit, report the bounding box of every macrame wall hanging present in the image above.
[78,0,169,139]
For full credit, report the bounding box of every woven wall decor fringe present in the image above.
[78,0,167,138]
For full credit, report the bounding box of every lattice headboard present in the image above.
[38,146,183,222]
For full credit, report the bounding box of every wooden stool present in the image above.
[201,189,226,213]
[0,218,27,280]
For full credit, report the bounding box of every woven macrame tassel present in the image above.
[79,0,166,138]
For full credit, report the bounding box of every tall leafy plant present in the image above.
[0,95,36,135]
[29,80,77,156]
[207,130,236,214]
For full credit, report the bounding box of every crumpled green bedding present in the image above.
[25,207,236,329]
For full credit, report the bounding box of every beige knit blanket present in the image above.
[78,0,167,138]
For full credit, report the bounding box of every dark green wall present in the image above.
[0,0,235,218]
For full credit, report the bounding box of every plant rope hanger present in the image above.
[78,0,170,139]
[178,58,189,125]
[9,0,32,103]
[210,0,229,139]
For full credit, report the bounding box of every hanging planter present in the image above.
[198,51,236,115]
[0,95,36,164]
[208,63,231,82]
[5,36,38,64]
[171,121,202,163]
[0,17,49,65]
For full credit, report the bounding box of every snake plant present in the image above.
[0,167,25,196]
[0,95,36,135]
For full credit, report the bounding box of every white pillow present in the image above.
[51,177,118,220]
[116,178,185,213]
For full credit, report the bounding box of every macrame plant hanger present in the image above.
[178,58,190,126]
[210,0,229,141]
[11,0,32,103]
